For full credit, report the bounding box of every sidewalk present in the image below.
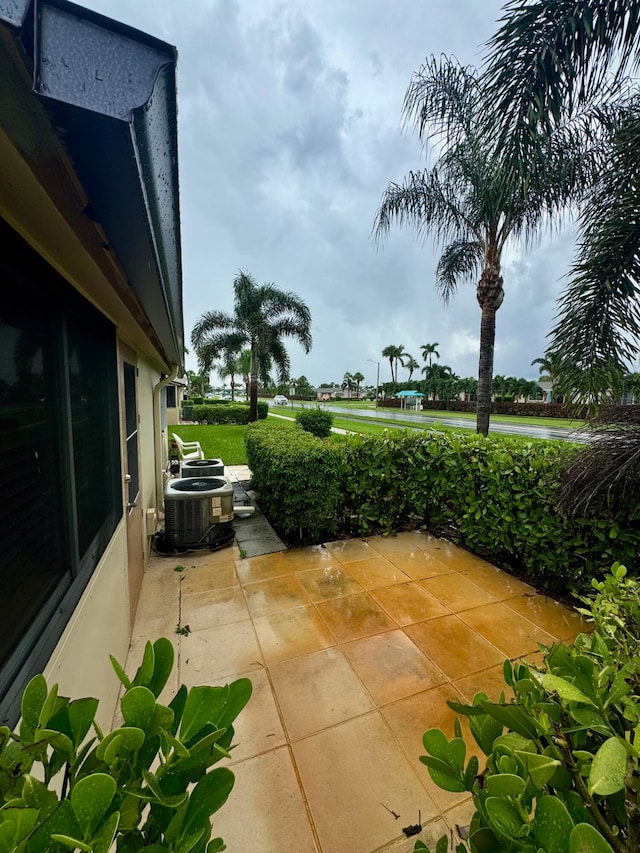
[226,464,287,558]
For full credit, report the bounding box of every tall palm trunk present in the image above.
[476,262,504,436]
[249,345,258,422]
[230,376,235,402]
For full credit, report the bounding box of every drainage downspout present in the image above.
[153,364,180,511]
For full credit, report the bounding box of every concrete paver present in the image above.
[126,467,587,852]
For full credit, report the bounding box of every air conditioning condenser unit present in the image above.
[164,476,234,548]
[181,458,224,478]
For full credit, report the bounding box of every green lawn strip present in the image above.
[170,424,248,464]
[171,419,297,464]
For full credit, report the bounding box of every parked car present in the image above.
[273,395,288,405]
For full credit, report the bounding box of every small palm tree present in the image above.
[341,372,356,399]
[404,355,420,381]
[353,371,365,398]
[374,56,586,435]
[420,342,440,368]
[192,271,312,422]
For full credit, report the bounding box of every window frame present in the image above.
[0,217,122,725]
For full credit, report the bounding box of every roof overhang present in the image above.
[0,0,183,370]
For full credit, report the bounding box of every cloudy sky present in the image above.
[88,0,576,388]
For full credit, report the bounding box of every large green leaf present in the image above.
[469,711,503,755]
[133,642,156,689]
[568,823,614,852]
[538,674,595,706]
[534,796,574,852]
[109,655,132,691]
[480,702,540,739]
[215,678,252,728]
[516,751,561,789]
[182,769,235,833]
[180,687,228,743]
[91,811,120,853]
[95,727,145,762]
[420,756,467,793]
[588,737,627,796]
[422,728,449,760]
[485,797,528,841]
[121,686,157,730]
[66,698,99,748]
[28,800,82,853]
[484,773,526,798]
[70,774,116,838]
[20,675,47,734]
[0,807,39,851]
[148,638,175,698]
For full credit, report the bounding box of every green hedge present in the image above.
[295,408,334,437]
[245,427,640,595]
[193,402,267,424]
[245,422,344,539]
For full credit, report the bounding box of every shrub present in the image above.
[341,431,640,594]
[243,427,640,594]
[0,637,250,853]
[192,402,267,424]
[245,421,345,539]
[295,407,334,437]
[414,564,640,853]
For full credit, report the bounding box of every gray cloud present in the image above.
[88,0,577,388]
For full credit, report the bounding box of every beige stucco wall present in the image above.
[137,358,161,560]
[42,523,130,729]
[167,406,181,426]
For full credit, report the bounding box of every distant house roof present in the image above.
[0,0,183,369]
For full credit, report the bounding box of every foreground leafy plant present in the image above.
[0,637,251,852]
[414,565,640,852]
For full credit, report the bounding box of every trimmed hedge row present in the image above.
[193,402,268,424]
[245,425,640,595]
[378,399,588,418]
[245,421,344,537]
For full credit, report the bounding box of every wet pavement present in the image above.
[127,510,588,852]
[296,403,591,443]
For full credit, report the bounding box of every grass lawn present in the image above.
[171,410,558,468]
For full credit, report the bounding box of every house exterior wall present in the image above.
[41,523,130,729]
[137,358,162,561]
[0,16,181,723]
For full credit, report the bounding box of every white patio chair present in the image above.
[172,433,204,461]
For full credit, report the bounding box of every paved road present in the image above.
[282,402,590,443]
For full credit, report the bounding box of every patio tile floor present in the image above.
[127,531,586,853]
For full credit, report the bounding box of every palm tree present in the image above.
[191,271,312,422]
[483,1,640,403]
[421,342,440,368]
[374,56,587,435]
[353,371,365,398]
[531,351,567,403]
[341,372,356,399]
[404,355,420,381]
[381,344,407,383]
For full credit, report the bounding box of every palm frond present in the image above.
[190,311,236,346]
[374,168,480,247]
[403,55,481,146]
[483,0,640,167]
[435,240,483,303]
[557,409,640,516]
